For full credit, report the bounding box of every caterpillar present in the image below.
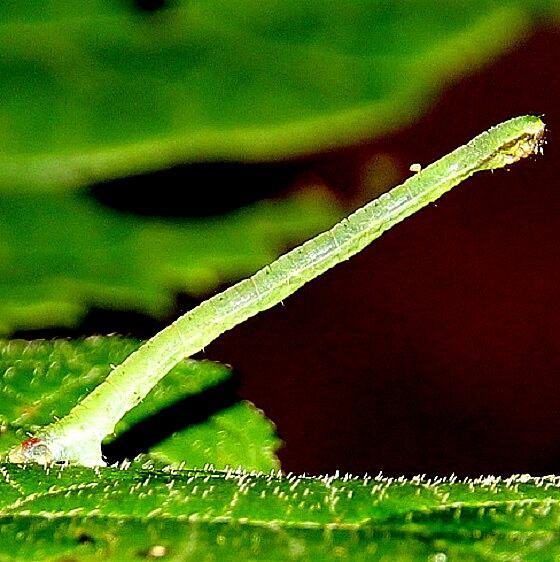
[9,115,545,466]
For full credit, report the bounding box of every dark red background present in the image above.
[206,25,560,476]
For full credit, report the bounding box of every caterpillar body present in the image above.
[9,115,545,466]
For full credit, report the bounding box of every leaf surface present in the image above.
[0,0,546,190]
[1,465,560,560]
[0,337,279,470]
[0,190,339,333]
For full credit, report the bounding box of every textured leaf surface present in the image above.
[0,1,546,190]
[1,465,560,560]
[0,337,279,470]
[0,190,339,334]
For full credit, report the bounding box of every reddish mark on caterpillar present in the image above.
[20,437,43,449]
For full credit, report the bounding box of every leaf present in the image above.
[1,465,560,560]
[0,189,340,334]
[0,0,547,190]
[0,337,279,470]
[148,402,280,472]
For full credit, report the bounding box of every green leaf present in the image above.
[148,402,280,472]
[1,465,560,560]
[0,189,339,334]
[0,337,279,470]
[0,0,546,190]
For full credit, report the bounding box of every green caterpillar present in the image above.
[9,115,545,467]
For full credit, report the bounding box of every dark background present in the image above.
[209,24,560,477]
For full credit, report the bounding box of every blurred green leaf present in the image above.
[0,0,549,190]
[0,337,279,470]
[0,189,339,333]
[1,465,560,560]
